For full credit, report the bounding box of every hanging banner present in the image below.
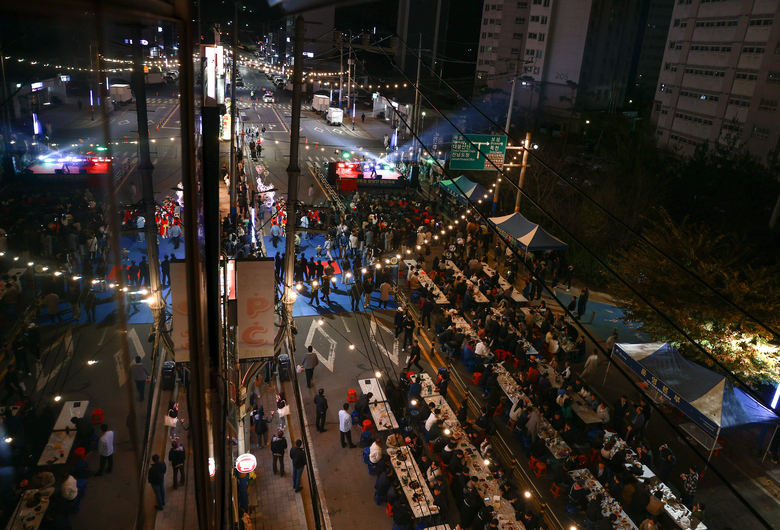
[169,261,190,363]
[235,259,276,361]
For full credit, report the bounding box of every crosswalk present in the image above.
[144,97,177,105]
[304,155,339,168]
[238,102,292,110]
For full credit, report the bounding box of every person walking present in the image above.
[2,365,24,404]
[338,403,357,448]
[254,406,273,448]
[148,454,167,510]
[95,424,114,476]
[160,255,171,286]
[44,291,62,323]
[131,356,151,401]
[363,276,375,307]
[290,439,307,493]
[379,280,392,309]
[271,429,288,477]
[169,223,182,250]
[169,439,186,489]
[314,389,328,432]
[270,222,281,248]
[580,349,599,381]
[405,340,424,372]
[276,392,289,429]
[308,184,315,204]
[301,346,319,389]
[577,287,589,319]
[402,312,416,351]
[361,113,365,123]
[680,466,699,508]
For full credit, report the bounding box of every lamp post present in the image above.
[492,59,520,215]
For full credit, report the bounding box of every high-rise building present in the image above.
[396,0,452,79]
[632,0,676,104]
[652,0,780,159]
[473,0,648,129]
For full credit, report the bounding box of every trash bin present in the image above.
[161,361,176,390]
[278,353,290,382]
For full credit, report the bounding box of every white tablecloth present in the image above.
[37,431,76,467]
[53,400,90,431]
[389,445,439,519]
[405,260,449,304]
[5,489,51,530]
[368,401,398,431]
[570,469,638,530]
[358,378,387,402]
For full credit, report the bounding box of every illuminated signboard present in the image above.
[60,75,70,82]
[204,45,225,106]
[235,453,257,473]
[31,82,44,92]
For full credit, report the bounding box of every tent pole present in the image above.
[761,425,778,463]
[603,360,611,386]
[706,426,721,468]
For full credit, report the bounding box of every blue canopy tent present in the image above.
[612,342,779,460]
[488,212,569,253]
[438,175,493,204]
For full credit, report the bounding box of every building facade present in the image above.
[652,0,780,159]
[473,0,648,129]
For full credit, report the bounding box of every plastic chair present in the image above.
[589,448,601,464]
[577,454,589,469]
[374,492,386,506]
[512,357,522,369]
[74,447,87,461]
[362,419,374,432]
[533,461,547,478]
[386,502,393,517]
[528,456,542,471]
[91,409,104,424]
[348,389,357,402]
[368,461,377,475]
[550,483,564,498]
[472,372,482,386]
[351,410,360,425]
[362,447,371,464]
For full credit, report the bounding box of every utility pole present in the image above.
[0,33,11,139]
[338,32,343,109]
[131,29,164,316]
[283,16,305,325]
[492,59,519,215]
[229,1,238,222]
[412,35,422,161]
[514,131,532,211]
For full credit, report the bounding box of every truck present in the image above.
[145,72,165,85]
[109,84,133,105]
[326,107,343,126]
[312,95,329,114]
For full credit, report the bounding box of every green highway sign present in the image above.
[450,134,507,171]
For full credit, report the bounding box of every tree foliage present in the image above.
[607,209,780,385]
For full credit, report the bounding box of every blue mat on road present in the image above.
[262,233,400,317]
[554,290,647,344]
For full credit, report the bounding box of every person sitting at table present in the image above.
[586,393,600,411]
[522,510,541,530]
[537,372,552,394]
[552,458,575,490]
[585,493,605,527]
[508,399,524,430]
[635,443,654,468]
[369,437,383,464]
[593,460,614,484]
[391,497,412,527]
[630,479,652,520]
[441,441,457,466]
[530,437,548,460]
[561,422,578,446]
[427,419,447,445]
[621,475,638,505]
[408,378,422,401]
[560,398,574,421]
[426,460,443,486]
[375,466,395,500]
[691,502,706,525]
[375,454,391,477]
[639,516,659,530]
[526,362,540,384]
[596,513,618,530]
[568,478,590,509]
[407,432,423,460]
[475,503,498,529]
[61,471,78,502]
[418,401,434,427]
[596,403,610,424]
[601,437,616,460]
[646,489,664,517]
[30,469,56,497]
[459,481,482,528]
[425,407,441,433]
[385,479,401,507]
[606,474,624,500]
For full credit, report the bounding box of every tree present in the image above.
[607,209,780,386]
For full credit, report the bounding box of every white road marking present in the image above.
[370,318,399,365]
[307,161,313,168]
[118,119,130,126]
[340,314,351,333]
[313,126,324,133]
[97,327,109,346]
[36,328,75,392]
[115,349,128,387]
[127,328,147,359]
[305,319,338,372]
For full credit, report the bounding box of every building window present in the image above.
[533,0,541,4]
[759,98,778,111]
[684,67,725,77]
[536,49,543,58]
[752,126,770,139]
[491,4,497,9]
[722,122,743,133]
[680,90,719,102]
[482,32,487,39]
[489,19,495,25]
[511,48,520,55]
[533,66,540,74]
[524,65,533,73]
[669,41,676,49]
[486,46,493,52]
[748,18,772,26]
[728,98,750,108]
[495,19,501,26]
[513,33,523,40]
[539,33,545,42]
[678,0,692,4]
[735,71,758,81]
[515,17,526,24]
[484,18,488,25]
[742,46,765,54]
[526,49,535,56]
[478,59,484,66]
[528,33,537,39]
[517,1,528,7]
[530,15,540,22]
[694,20,738,28]
[480,46,485,53]
[690,44,732,52]
[497,5,502,11]
[485,4,490,11]
[664,62,670,70]
[541,16,548,24]
[767,71,780,83]
[673,19,681,27]
[670,134,703,146]
[544,0,550,6]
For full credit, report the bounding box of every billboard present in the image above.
[203,45,225,107]
[169,261,190,363]
[450,134,507,171]
[235,259,276,361]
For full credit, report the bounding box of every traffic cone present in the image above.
[156,92,159,96]
[156,124,159,131]
[305,138,308,144]
[315,142,318,148]
[124,136,128,143]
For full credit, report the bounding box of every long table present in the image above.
[388,445,440,519]
[482,263,527,303]
[4,489,51,530]
[413,372,440,397]
[359,377,387,403]
[444,261,489,304]
[53,400,90,431]
[537,363,603,425]
[494,364,572,460]
[605,431,708,530]
[570,469,638,530]
[368,401,399,431]
[405,260,449,304]
[37,431,76,467]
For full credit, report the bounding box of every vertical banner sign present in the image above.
[236,259,275,360]
[169,261,190,363]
